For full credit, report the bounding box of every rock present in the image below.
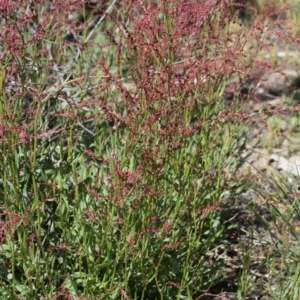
[269,154,300,177]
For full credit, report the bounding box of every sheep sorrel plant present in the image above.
[0,0,296,299]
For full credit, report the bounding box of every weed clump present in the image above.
[0,0,298,299]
